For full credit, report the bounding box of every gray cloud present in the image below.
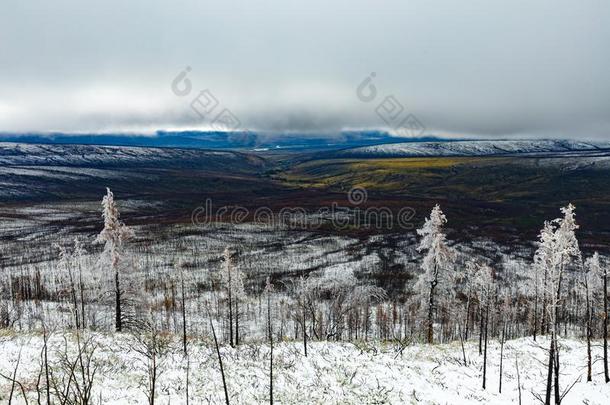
[1,0,609,139]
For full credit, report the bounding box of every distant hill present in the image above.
[0,131,448,151]
[0,142,266,170]
[333,139,610,158]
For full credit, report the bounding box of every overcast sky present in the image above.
[1,0,609,139]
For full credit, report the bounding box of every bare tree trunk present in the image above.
[515,354,522,405]
[586,281,592,382]
[228,270,234,347]
[303,302,308,357]
[604,269,610,383]
[79,263,86,329]
[482,303,489,389]
[427,279,437,344]
[478,305,484,355]
[6,346,22,404]
[553,269,563,405]
[268,289,274,405]
[150,351,157,405]
[181,272,188,355]
[458,323,467,366]
[43,326,51,405]
[209,308,230,405]
[235,300,240,346]
[464,296,471,341]
[68,267,80,329]
[553,332,560,404]
[533,281,539,341]
[542,268,548,334]
[185,353,190,405]
[115,270,122,332]
[499,322,505,393]
[545,334,554,405]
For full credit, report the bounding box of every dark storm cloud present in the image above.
[1,0,609,139]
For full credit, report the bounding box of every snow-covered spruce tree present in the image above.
[94,188,134,332]
[538,204,581,405]
[415,204,456,344]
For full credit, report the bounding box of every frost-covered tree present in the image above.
[130,312,171,405]
[300,267,385,341]
[94,188,134,332]
[534,221,555,337]
[600,254,610,384]
[220,247,245,346]
[294,275,311,355]
[175,259,189,355]
[265,276,275,405]
[460,260,485,341]
[587,252,609,383]
[478,263,494,390]
[55,241,84,329]
[537,204,581,405]
[583,253,601,382]
[461,260,494,355]
[415,205,456,344]
[73,238,87,329]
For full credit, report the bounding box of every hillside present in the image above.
[0,142,266,170]
[1,140,609,248]
[335,139,610,158]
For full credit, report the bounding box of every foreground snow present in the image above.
[0,331,608,404]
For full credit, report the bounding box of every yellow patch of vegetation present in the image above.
[280,156,509,190]
[348,157,482,170]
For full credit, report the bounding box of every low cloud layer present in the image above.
[1,0,609,139]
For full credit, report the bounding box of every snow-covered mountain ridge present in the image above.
[0,142,264,169]
[337,139,610,157]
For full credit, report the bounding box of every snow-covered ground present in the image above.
[1,331,608,404]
